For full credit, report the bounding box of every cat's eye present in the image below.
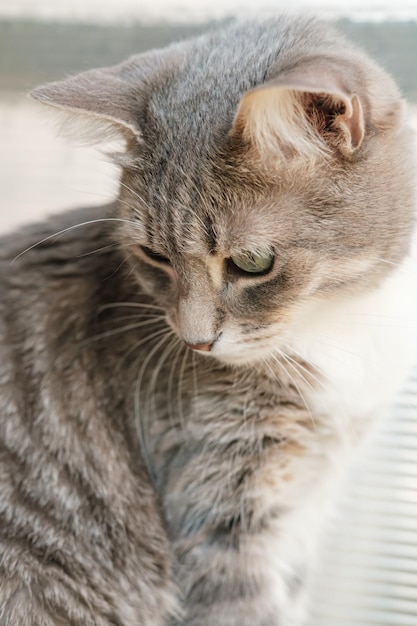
[229,251,274,275]
[140,246,171,265]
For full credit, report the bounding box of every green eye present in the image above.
[229,250,274,275]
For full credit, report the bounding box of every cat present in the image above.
[1,15,416,626]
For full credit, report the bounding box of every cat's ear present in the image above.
[31,52,164,145]
[231,60,403,158]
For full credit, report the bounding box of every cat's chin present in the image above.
[208,342,273,368]
[216,355,265,368]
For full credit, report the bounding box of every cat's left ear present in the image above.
[31,51,166,145]
[231,59,404,158]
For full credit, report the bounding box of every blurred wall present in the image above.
[1,17,417,233]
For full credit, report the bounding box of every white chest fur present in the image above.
[288,252,417,425]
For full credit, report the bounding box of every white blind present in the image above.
[308,363,417,626]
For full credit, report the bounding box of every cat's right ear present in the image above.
[230,58,404,161]
[31,51,164,146]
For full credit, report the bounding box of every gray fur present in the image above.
[1,16,415,626]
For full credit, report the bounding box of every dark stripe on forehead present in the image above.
[166,200,182,258]
[204,216,217,251]
[145,154,178,254]
[145,206,155,248]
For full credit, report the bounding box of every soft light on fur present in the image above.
[0,16,415,626]
[233,87,329,159]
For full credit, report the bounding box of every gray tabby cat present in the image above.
[0,16,416,626]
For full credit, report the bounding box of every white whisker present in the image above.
[11,218,142,264]
[103,252,130,281]
[77,243,119,258]
[98,302,165,313]
[368,255,417,273]
[191,351,200,423]
[117,326,170,372]
[330,319,415,329]
[146,334,181,426]
[295,330,362,362]
[119,181,157,215]
[135,329,174,485]
[281,347,332,397]
[177,348,190,434]
[166,343,184,428]
[83,317,166,344]
[108,313,165,324]
[270,352,317,434]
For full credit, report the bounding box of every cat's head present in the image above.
[32,18,415,366]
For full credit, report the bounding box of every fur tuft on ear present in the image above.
[231,56,404,161]
[232,86,332,159]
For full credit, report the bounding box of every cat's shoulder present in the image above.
[0,203,123,287]
[0,203,131,341]
[1,204,114,262]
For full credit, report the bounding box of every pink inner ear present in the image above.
[302,92,346,134]
[302,91,364,152]
[340,94,364,150]
[231,80,366,161]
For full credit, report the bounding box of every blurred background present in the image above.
[1,0,417,234]
[1,1,417,625]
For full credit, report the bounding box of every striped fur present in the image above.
[1,16,416,626]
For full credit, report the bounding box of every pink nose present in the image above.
[186,341,214,352]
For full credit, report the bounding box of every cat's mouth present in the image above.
[186,331,279,367]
